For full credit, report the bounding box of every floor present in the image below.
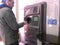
[0,40,42,45]
[0,41,25,45]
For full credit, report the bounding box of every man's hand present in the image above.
[23,21,28,25]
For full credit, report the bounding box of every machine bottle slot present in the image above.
[24,16,32,24]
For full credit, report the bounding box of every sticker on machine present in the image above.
[48,19,57,25]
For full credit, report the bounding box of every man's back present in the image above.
[0,7,19,45]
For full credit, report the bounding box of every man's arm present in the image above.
[3,8,24,30]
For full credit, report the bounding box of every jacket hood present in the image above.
[0,4,12,9]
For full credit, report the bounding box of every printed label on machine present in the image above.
[48,19,57,25]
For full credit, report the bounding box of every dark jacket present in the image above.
[0,4,24,45]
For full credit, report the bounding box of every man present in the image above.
[0,0,26,45]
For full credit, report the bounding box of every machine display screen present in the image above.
[33,16,39,21]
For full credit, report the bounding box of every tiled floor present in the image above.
[0,40,42,45]
[0,41,57,45]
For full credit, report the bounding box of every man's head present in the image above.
[2,0,14,8]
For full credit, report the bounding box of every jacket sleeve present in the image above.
[3,9,24,30]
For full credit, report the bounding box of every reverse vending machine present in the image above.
[24,2,47,45]
[24,1,60,45]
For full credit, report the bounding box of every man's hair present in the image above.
[2,0,12,3]
[2,0,6,3]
